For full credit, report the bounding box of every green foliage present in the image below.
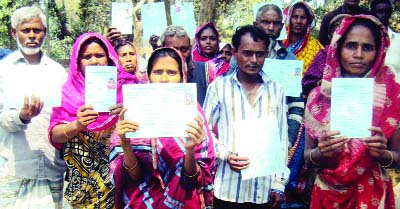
[70,0,111,37]
[0,0,38,49]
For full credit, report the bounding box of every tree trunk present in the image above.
[197,0,218,26]
[164,0,172,26]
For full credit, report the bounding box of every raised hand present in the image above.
[109,103,123,116]
[116,108,139,143]
[19,95,44,122]
[76,105,98,131]
[185,116,205,149]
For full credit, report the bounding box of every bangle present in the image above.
[309,148,320,166]
[63,123,74,139]
[378,150,394,168]
[183,164,200,178]
[123,160,138,170]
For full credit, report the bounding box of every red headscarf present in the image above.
[283,1,316,55]
[305,15,400,139]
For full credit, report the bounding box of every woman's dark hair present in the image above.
[292,3,311,23]
[338,18,381,55]
[147,48,183,79]
[113,37,135,53]
[78,37,113,68]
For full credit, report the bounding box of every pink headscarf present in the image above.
[192,22,230,79]
[49,32,139,149]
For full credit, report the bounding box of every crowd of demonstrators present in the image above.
[109,47,215,209]
[0,6,67,209]
[1,1,400,208]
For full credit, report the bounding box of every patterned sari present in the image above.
[283,2,324,75]
[305,15,400,209]
[49,33,138,208]
[109,47,216,209]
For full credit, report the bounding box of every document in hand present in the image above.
[235,116,286,180]
[122,83,197,139]
[85,66,117,112]
[262,59,303,97]
[111,2,133,35]
[331,78,374,138]
[1,64,64,108]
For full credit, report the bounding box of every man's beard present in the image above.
[17,36,42,55]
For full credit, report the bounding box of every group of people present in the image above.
[0,0,399,208]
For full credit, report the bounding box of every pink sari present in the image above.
[109,47,216,209]
[49,32,139,149]
[305,15,400,209]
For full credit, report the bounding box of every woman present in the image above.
[192,22,229,81]
[113,37,148,83]
[283,1,324,74]
[304,15,400,209]
[48,33,139,208]
[109,47,215,209]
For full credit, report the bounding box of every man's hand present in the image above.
[19,95,44,123]
[268,191,285,209]
[227,153,250,172]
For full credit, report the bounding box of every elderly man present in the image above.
[254,4,296,60]
[204,25,289,209]
[0,6,66,209]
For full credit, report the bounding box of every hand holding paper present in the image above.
[19,95,44,122]
[76,105,98,131]
[317,130,349,158]
[227,154,250,172]
[364,126,388,158]
[116,108,140,143]
[185,116,205,149]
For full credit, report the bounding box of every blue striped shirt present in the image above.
[203,69,290,204]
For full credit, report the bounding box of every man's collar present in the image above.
[231,68,270,85]
[10,50,43,64]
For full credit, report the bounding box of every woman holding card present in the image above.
[48,32,138,208]
[109,47,215,209]
[304,15,400,209]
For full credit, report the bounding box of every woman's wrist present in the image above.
[377,150,395,168]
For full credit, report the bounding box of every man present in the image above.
[160,25,212,105]
[254,4,296,60]
[318,0,370,46]
[0,6,66,209]
[204,25,289,209]
[228,4,296,74]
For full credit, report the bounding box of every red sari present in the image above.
[304,15,400,209]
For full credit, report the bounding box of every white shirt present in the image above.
[0,50,67,181]
[203,69,290,204]
[386,28,400,82]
